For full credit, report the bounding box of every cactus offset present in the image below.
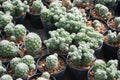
[10,57,22,68]
[92,20,102,30]
[46,53,58,70]
[37,72,50,80]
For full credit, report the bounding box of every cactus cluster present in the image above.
[37,72,50,80]
[0,60,6,76]
[0,74,13,80]
[9,55,36,78]
[92,59,120,80]
[0,11,13,29]
[24,32,42,55]
[0,40,20,57]
[68,44,95,67]
[74,27,103,49]
[95,4,110,17]
[55,7,87,33]
[2,0,29,17]
[92,20,102,30]
[44,28,74,51]
[107,30,120,44]
[46,53,58,70]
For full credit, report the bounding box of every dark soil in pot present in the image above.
[27,73,56,80]
[67,56,94,80]
[86,18,108,34]
[90,7,113,21]
[37,54,67,80]
[7,63,37,79]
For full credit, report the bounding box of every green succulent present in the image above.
[0,65,6,76]
[0,74,13,80]
[10,57,22,68]
[97,0,117,6]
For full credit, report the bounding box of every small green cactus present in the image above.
[114,17,120,25]
[14,63,29,78]
[0,65,6,76]
[44,28,74,51]
[0,74,13,80]
[10,57,22,68]
[46,53,58,70]
[37,72,50,80]
[4,22,14,36]
[22,55,36,70]
[0,40,20,57]
[97,0,117,6]
[14,24,27,40]
[92,20,102,30]
[24,32,42,55]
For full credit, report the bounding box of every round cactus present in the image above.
[14,24,27,40]
[0,74,13,80]
[10,57,22,68]
[92,20,102,30]
[46,53,58,70]
[14,63,29,78]
[4,22,14,36]
[114,17,120,26]
[24,32,42,55]
[22,55,36,70]
[10,35,16,42]
[0,40,20,57]
[37,72,50,80]
[0,65,6,76]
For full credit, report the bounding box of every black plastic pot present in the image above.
[87,66,94,80]
[90,7,114,22]
[7,63,37,80]
[67,55,91,80]
[13,13,26,25]
[37,54,67,80]
[43,22,57,38]
[101,31,119,60]
[27,12,43,29]
[27,73,56,80]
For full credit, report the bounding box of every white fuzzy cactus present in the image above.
[37,72,50,80]
[0,74,13,80]
[92,20,102,30]
[24,32,42,55]
[46,53,58,70]
[10,57,22,68]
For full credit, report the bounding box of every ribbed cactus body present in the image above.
[0,74,13,80]
[24,32,42,55]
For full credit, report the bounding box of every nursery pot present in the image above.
[101,30,119,60]
[87,66,95,80]
[7,63,37,80]
[37,54,67,80]
[27,12,43,29]
[27,73,56,80]
[13,13,26,25]
[67,55,91,80]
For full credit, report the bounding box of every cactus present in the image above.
[44,28,74,51]
[95,4,110,17]
[10,57,22,68]
[46,53,58,70]
[14,63,29,78]
[107,59,118,67]
[14,24,27,40]
[0,11,13,29]
[114,17,120,29]
[0,40,20,57]
[0,74,13,80]
[92,20,102,30]
[37,72,50,80]
[24,32,42,55]
[22,55,36,70]
[0,60,2,66]
[68,44,95,67]
[0,65,6,76]
[16,78,23,80]
[97,0,117,6]
[4,22,14,36]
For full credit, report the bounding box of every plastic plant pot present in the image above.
[37,54,67,80]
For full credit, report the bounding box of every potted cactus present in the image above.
[0,60,6,77]
[0,11,13,30]
[67,44,95,80]
[37,53,67,80]
[107,16,120,32]
[0,40,21,65]
[2,0,29,24]
[27,0,47,29]
[88,59,120,80]
[102,30,120,60]
[44,28,74,56]
[90,4,113,20]
[86,18,108,34]
[28,72,56,80]
[0,74,13,80]
[7,55,37,79]
[73,0,95,11]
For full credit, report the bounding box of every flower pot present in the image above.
[86,18,108,34]
[27,73,56,80]
[101,30,119,60]
[7,63,37,79]
[90,7,114,21]
[87,66,95,80]
[13,13,26,25]
[37,54,67,80]
[107,16,120,32]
